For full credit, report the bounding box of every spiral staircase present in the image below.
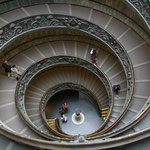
[0,0,150,150]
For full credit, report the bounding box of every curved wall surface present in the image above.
[0,0,150,150]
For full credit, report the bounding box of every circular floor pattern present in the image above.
[72,112,85,125]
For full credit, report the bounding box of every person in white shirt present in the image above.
[90,48,96,64]
[90,48,94,55]
[61,114,67,122]
[11,65,21,80]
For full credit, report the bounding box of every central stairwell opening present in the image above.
[45,89,103,135]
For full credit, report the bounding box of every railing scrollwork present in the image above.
[125,0,150,31]
[0,14,133,92]
[15,55,113,141]
[40,82,108,137]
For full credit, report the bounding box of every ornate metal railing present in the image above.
[15,55,113,141]
[0,14,133,91]
[125,0,150,31]
[0,0,148,35]
[0,1,150,148]
[0,14,134,133]
[0,14,131,140]
[40,83,102,117]
[86,96,150,140]
[1,15,134,132]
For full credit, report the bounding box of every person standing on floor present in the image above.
[61,114,67,122]
[62,102,69,112]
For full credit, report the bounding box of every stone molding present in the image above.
[0,14,133,91]
[126,0,150,31]
[15,55,113,140]
[41,83,102,115]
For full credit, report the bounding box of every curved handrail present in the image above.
[40,82,109,136]
[0,14,134,137]
[0,0,149,148]
[0,0,148,47]
[86,96,150,140]
[40,82,102,116]
[86,52,135,137]
[15,55,113,141]
[125,0,150,32]
[0,14,133,91]
[1,114,150,150]
[45,118,73,138]
[55,118,71,136]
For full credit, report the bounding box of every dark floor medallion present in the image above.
[45,90,103,135]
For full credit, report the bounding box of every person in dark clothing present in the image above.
[2,60,11,77]
[59,108,65,116]
[113,84,121,96]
